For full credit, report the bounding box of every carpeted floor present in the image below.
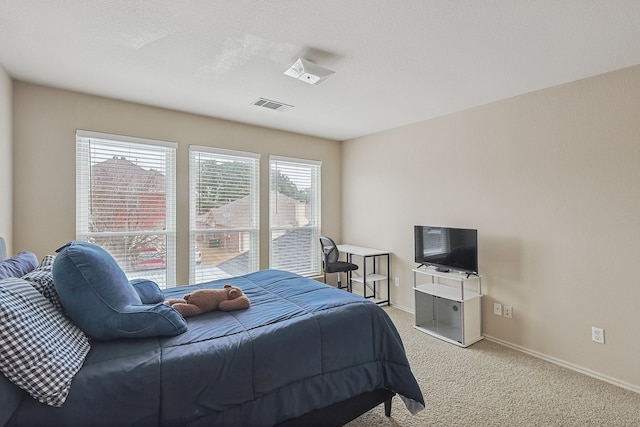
[345,307,640,427]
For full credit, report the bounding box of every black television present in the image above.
[414,225,478,274]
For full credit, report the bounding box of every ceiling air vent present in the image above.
[252,98,293,112]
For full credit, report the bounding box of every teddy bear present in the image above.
[166,284,250,318]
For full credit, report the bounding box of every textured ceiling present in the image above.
[1,0,640,141]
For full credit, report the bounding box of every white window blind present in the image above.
[76,130,177,288]
[269,156,321,277]
[423,228,449,256]
[189,146,260,282]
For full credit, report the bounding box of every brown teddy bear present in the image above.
[166,284,250,318]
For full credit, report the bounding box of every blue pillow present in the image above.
[130,278,165,304]
[0,251,38,280]
[52,242,187,341]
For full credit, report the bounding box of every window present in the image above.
[76,130,177,288]
[269,156,321,276]
[190,146,260,283]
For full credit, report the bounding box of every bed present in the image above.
[0,240,424,426]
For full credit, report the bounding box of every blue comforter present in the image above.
[4,269,424,426]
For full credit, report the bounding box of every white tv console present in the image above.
[413,266,483,347]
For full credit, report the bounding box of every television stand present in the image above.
[413,267,483,347]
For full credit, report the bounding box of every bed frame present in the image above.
[277,389,395,426]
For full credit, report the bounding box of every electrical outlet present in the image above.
[592,327,605,344]
[394,277,400,287]
[493,303,502,316]
[504,305,512,319]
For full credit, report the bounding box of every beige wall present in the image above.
[12,82,342,285]
[342,65,640,391]
[0,64,11,251]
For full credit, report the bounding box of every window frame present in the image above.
[189,145,260,283]
[268,155,321,277]
[76,130,177,288]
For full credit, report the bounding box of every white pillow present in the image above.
[0,277,91,407]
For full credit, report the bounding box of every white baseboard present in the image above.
[388,302,413,313]
[387,305,640,395]
[483,334,640,394]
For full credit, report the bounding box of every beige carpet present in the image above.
[346,307,640,427]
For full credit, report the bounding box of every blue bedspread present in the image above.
[4,269,424,426]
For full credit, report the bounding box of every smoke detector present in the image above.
[284,58,335,85]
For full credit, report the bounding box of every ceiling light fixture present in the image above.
[284,58,335,85]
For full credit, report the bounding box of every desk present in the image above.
[338,245,390,306]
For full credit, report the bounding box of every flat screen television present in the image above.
[414,225,478,274]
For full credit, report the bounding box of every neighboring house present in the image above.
[197,191,306,252]
[89,156,167,266]
[218,227,314,277]
[90,156,166,233]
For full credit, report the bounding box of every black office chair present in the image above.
[319,235,359,291]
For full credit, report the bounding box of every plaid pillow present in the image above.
[37,254,55,268]
[0,277,91,407]
[21,255,64,312]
